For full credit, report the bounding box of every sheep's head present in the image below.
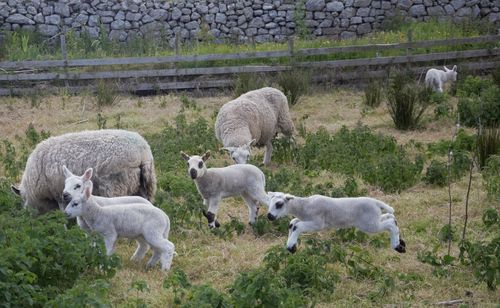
[444,65,457,82]
[62,165,93,204]
[223,139,255,164]
[64,182,92,218]
[267,191,295,221]
[181,151,210,179]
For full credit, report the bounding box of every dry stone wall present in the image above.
[0,0,499,44]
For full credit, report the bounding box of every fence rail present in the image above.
[0,34,499,96]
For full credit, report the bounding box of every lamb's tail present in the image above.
[140,159,157,202]
[376,200,394,214]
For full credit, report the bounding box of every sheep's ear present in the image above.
[452,65,457,72]
[62,165,74,178]
[180,151,190,161]
[11,185,21,196]
[82,168,93,181]
[202,150,211,161]
[284,194,295,201]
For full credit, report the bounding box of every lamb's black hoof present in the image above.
[214,220,221,228]
[400,239,406,248]
[287,245,297,253]
[395,242,406,253]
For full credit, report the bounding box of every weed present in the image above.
[233,73,266,98]
[386,72,433,130]
[96,80,118,109]
[96,112,107,129]
[180,94,197,111]
[277,68,310,106]
[477,128,499,169]
[364,80,383,108]
[424,160,448,186]
[492,63,500,88]
[482,155,500,200]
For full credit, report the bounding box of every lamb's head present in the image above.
[223,139,255,164]
[62,165,93,204]
[64,182,92,218]
[267,191,295,221]
[181,151,210,179]
[444,65,457,82]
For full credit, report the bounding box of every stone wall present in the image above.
[1,0,499,44]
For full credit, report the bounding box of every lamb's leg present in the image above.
[77,216,92,233]
[146,249,161,269]
[263,141,273,166]
[286,218,323,253]
[359,218,405,253]
[242,194,258,225]
[159,240,175,271]
[204,196,221,228]
[131,236,150,262]
[146,234,175,270]
[103,232,118,256]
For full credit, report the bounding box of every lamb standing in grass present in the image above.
[425,65,457,93]
[215,87,294,166]
[267,192,406,253]
[65,183,175,271]
[181,151,269,228]
[62,166,154,233]
[11,129,157,214]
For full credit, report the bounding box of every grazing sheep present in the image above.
[215,87,294,166]
[181,150,269,228]
[266,192,406,254]
[65,183,175,271]
[425,65,457,93]
[62,166,153,233]
[11,129,157,214]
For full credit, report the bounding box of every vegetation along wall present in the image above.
[1,0,499,44]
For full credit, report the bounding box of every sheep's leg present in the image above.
[242,194,258,225]
[131,236,150,262]
[103,232,118,256]
[286,218,323,253]
[263,141,273,166]
[204,196,221,228]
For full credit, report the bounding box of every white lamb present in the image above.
[425,65,457,93]
[215,87,294,166]
[65,182,175,271]
[62,166,153,233]
[181,150,269,228]
[11,129,157,214]
[266,192,406,254]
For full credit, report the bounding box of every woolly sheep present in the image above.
[267,192,406,254]
[181,150,269,228]
[425,65,457,93]
[215,87,294,166]
[65,182,175,270]
[11,129,157,214]
[62,166,154,233]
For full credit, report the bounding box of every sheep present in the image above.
[425,65,457,93]
[181,150,269,228]
[64,182,175,271]
[266,192,406,254]
[62,166,154,233]
[11,129,157,214]
[215,87,294,166]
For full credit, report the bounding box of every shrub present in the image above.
[483,155,500,200]
[45,279,111,307]
[457,75,493,98]
[96,80,119,109]
[492,64,500,88]
[364,80,383,108]
[424,160,448,186]
[458,84,500,128]
[477,128,500,169]
[277,68,310,106]
[233,73,266,98]
[386,73,433,130]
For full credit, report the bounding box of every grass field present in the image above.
[0,78,498,306]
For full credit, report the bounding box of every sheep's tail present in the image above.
[140,159,157,202]
[376,200,394,214]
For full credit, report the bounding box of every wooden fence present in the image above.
[0,34,499,96]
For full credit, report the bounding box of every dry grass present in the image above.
[0,87,497,306]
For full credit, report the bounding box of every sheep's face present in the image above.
[267,191,295,221]
[181,151,210,179]
[223,139,255,164]
[62,166,93,204]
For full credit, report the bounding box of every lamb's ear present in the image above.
[443,66,449,72]
[62,165,74,178]
[82,168,93,181]
[247,139,256,147]
[11,185,21,196]
[267,192,275,198]
[180,151,190,161]
[202,150,211,161]
[222,147,234,153]
[452,65,457,72]
[83,185,92,199]
[284,194,295,201]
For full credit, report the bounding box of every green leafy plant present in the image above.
[482,155,500,200]
[458,84,500,128]
[424,160,448,186]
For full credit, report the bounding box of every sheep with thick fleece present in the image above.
[267,192,406,253]
[62,166,153,232]
[425,65,457,93]
[11,129,156,214]
[181,151,269,228]
[65,183,175,270]
[215,87,294,166]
